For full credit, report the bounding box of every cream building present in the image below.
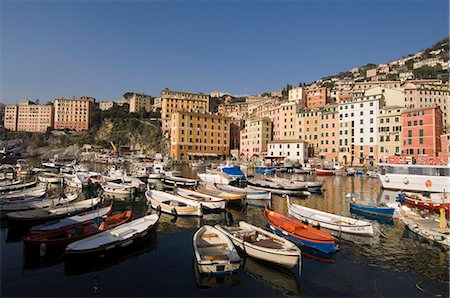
[127,93,153,113]
[378,106,404,160]
[240,117,272,159]
[99,101,114,111]
[161,89,209,133]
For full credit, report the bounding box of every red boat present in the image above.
[263,206,336,254]
[398,193,450,213]
[24,210,132,257]
[316,169,336,176]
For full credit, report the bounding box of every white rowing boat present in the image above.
[174,188,226,210]
[145,190,203,217]
[214,183,271,200]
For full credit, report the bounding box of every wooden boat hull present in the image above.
[174,188,226,210]
[193,225,241,275]
[288,203,373,236]
[161,176,197,190]
[0,180,37,192]
[101,182,133,195]
[397,193,450,212]
[145,190,203,217]
[349,202,394,218]
[246,184,308,196]
[316,169,336,176]
[214,183,271,200]
[216,222,300,268]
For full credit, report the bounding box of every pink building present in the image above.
[304,87,329,109]
[401,104,443,157]
[319,104,339,161]
[439,133,450,160]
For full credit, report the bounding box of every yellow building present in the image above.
[378,106,404,159]
[161,89,209,133]
[297,108,322,157]
[170,111,230,160]
[53,97,94,131]
[278,100,300,141]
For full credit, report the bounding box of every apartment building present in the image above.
[126,92,153,113]
[338,94,383,165]
[4,105,18,131]
[304,86,328,109]
[319,104,339,161]
[217,102,248,119]
[378,106,404,160]
[401,104,443,157]
[298,108,322,157]
[99,101,114,111]
[413,58,446,69]
[3,101,53,132]
[288,87,305,107]
[403,81,449,132]
[53,97,94,131]
[267,139,308,164]
[439,134,450,160]
[240,117,272,159]
[278,100,299,141]
[230,119,243,150]
[0,104,4,128]
[366,68,377,78]
[170,111,230,160]
[161,89,209,133]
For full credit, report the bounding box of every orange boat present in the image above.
[263,206,336,254]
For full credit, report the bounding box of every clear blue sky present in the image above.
[1,0,448,104]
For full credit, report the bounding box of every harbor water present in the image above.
[1,166,449,297]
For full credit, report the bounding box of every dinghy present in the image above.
[38,172,64,184]
[197,184,245,202]
[6,197,100,223]
[264,206,336,254]
[288,198,374,236]
[0,185,47,201]
[65,214,159,255]
[214,183,271,200]
[24,210,132,256]
[1,193,79,213]
[0,180,37,192]
[397,192,450,212]
[161,175,197,189]
[216,221,301,268]
[174,188,226,210]
[145,190,203,217]
[247,179,310,196]
[193,225,241,275]
[268,177,323,193]
[101,180,134,195]
[349,202,395,218]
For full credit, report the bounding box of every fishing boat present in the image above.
[349,202,395,218]
[0,185,47,201]
[24,210,132,256]
[378,156,450,193]
[247,178,310,196]
[0,180,37,192]
[145,190,203,217]
[316,169,336,176]
[216,221,301,268]
[264,206,336,254]
[29,204,113,234]
[174,188,226,210]
[397,192,450,212]
[38,172,64,184]
[193,225,241,275]
[216,162,246,180]
[197,184,245,202]
[287,198,374,236]
[214,183,271,200]
[64,173,90,189]
[65,214,159,256]
[161,175,197,189]
[268,177,323,193]
[6,197,101,223]
[0,193,79,213]
[0,179,21,187]
[399,206,450,248]
[101,180,134,195]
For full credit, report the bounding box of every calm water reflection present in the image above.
[1,165,448,297]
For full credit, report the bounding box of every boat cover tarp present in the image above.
[222,167,245,177]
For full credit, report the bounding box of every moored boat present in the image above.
[24,209,132,256]
[193,225,241,275]
[0,185,47,201]
[0,193,79,213]
[397,192,450,212]
[38,172,64,184]
[145,190,203,217]
[0,180,37,192]
[349,202,395,218]
[197,184,245,202]
[214,183,271,200]
[216,221,301,268]
[161,175,197,190]
[264,206,336,254]
[316,169,336,176]
[247,178,310,196]
[174,188,226,210]
[288,198,374,236]
[65,214,159,256]
[101,180,134,195]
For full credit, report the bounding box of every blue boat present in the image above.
[349,202,394,218]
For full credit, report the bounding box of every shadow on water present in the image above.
[192,257,241,290]
[64,228,158,276]
[241,257,301,296]
[350,209,394,225]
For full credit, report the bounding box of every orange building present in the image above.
[161,89,210,134]
[439,134,450,160]
[170,111,230,160]
[3,101,53,132]
[298,108,321,157]
[402,104,443,157]
[304,86,329,109]
[53,97,94,131]
[4,105,18,131]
